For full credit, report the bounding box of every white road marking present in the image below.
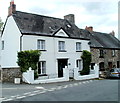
[69,84,73,87]
[35,87,45,89]
[16,96,26,99]
[56,86,63,90]
[39,91,47,94]
[24,92,32,95]
[47,89,55,92]
[28,93,36,96]
[62,85,68,88]
[82,81,86,84]
[33,90,40,93]
[3,98,13,101]
[74,83,78,86]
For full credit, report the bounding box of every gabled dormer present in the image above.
[53,28,69,37]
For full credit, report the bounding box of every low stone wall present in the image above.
[2,68,22,82]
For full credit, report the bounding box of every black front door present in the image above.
[58,59,68,77]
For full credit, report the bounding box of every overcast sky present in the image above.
[0,0,119,37]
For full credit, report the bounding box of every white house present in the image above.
[1,1,90,82]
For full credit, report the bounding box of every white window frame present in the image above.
[76,42,81,51]
[76,59,82,71]
[38,61,46,75]
[112,50,115,56]
[2,41,4,50]
[37,40,45,50]
[58,41,65,51]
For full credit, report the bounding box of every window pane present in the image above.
[76,42,81,51]
[37,40,45,50]
[38,62,41,74]
[59,41,65,51]
[38,61,46,74]
[76,60,82,71]
[2,41,4,50]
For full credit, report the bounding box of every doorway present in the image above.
[58,59,68,77]
[108,62,112,70]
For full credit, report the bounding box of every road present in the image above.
[1,79,119,102]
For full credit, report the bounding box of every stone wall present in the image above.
[90,48,120,70]
[2,68,22,82]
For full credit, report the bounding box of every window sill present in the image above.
[38,50,47,51]
[76,51,82,52]
[38,74,47,76]
[58,50,67,52]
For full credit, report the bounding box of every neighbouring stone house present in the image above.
[84,26,120,74]
[1,1,90,82]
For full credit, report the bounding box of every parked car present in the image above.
[108,68,120,78]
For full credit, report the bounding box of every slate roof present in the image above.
[6,11,120,49]
[81,29,120,49]
[12,11,89,40]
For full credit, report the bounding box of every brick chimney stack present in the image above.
[64,14,75,24]
[85,26,93,32]
[8,0,16,16]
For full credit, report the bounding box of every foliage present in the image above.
[17,50,41,78]
[80,50,92,75]
[0,17,4,33]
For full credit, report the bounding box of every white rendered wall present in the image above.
[1,16,22,68]
[22,34,90,76]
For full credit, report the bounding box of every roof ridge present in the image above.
[14,11,65,21]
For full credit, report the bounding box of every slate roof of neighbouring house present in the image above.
[12,11,89,40]
[80,29,120,49]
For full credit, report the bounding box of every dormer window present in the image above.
[67,24,71,28]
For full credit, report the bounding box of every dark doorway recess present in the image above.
[58,59,68,77]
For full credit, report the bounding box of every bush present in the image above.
[80,50,91,75]
[17,50,41,78]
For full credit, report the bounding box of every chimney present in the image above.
[109,30,115,36]
[64,14,75,24]
[8,0,16,16]
[85,26,93,32]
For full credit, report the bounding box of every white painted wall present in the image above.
[1,16,22,68]
[22,33,90,77]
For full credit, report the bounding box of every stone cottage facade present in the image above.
[85,26,120,73]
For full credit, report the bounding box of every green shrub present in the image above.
[17,50,41,78]
[80,50,92,75]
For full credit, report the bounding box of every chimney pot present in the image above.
[8,0,16,16]
[85,26,93,32]
[109,30,115,36]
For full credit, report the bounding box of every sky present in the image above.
[0,0,119,38]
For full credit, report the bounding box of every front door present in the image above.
[58,59,68,77]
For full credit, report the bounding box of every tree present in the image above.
[80,50,92,75]
[0,17,4,33]
[17,50,41,78]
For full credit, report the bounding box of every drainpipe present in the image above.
[20,35,23,51]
